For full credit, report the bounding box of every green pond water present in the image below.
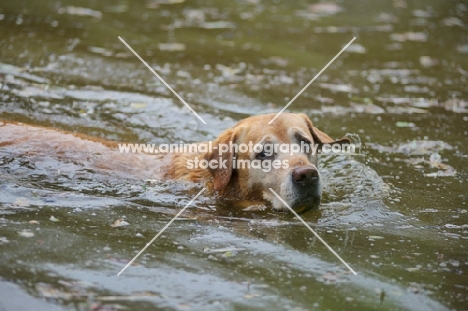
[0,0,467,310]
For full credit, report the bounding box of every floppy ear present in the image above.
[204,128,237,191]
[300,113,350,146]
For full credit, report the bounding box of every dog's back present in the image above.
[0,121,169,180]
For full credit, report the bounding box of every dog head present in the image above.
[205,113,350,212]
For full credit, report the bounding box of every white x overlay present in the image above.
[117,35,357,277]
[117,188,206,276]
[269,188,357,275]
[269,37,356,124]
[118,36,207,124]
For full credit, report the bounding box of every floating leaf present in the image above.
[111,219,130,227]
[130,102,148,109]
[87,46,113,56]
[395,121,415,128]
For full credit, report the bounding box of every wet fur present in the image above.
[0,113,349,211]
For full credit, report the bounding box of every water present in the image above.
[0,0,467,310]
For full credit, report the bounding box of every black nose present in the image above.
[292,166,319,185]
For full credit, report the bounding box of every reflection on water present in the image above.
[1,0,467,310]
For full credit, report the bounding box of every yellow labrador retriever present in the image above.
[0,113,349,212]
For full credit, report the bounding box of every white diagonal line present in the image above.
[118,36,207,125]
[117,188,206,276]
[268,37,356,124]
[268,188,357,275]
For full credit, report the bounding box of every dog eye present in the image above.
[300,138,311,145]
[256,150,268,160]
